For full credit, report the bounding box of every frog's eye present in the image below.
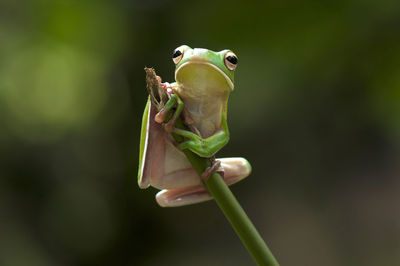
[224,52,238,71]
[172,47,184,64]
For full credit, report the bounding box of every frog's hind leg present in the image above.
[156,157,251,207]
[156,185,212,207]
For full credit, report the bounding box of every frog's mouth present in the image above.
[175,61,234,91]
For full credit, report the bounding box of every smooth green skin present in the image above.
[166,45,234,158]
[175,45,234,83]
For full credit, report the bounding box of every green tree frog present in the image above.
[138,45,251,207]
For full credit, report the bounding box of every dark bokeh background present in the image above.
[1,0,400,265]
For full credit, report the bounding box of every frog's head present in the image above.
[173,45,238,91]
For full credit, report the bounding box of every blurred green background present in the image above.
[1,0,400,265]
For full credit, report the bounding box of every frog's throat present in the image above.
[175,61,234,91]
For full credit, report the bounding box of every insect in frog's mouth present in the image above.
[175,61,234,91]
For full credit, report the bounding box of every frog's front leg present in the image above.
[154,84,184,132]
[173,116,230,158]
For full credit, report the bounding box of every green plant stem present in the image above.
[172,122,279,266]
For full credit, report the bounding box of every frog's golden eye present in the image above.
[172,47,184,64]
[224,52,238,71]
[225,52,238,70]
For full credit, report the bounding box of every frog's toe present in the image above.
[155,109,168,123]
[201,158,221,181]
[219,157,251,185]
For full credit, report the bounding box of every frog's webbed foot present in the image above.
[160,80,175,95]
[201,156,224,181]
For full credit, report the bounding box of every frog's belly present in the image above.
[181,96,225,138]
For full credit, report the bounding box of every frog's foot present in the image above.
[156,157,251,207]
[160,81,175,95]
[201,156,222,181]
[156,75,173,94]
[213,156,225,179]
